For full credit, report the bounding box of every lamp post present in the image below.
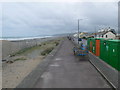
[78,19,79,44]
[78,19,83,44]
[77,18,88,45]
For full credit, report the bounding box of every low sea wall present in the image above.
[1,37,57,61]
[88,52,118,89]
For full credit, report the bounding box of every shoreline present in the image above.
[0,35,55,41]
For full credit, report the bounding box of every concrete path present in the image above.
[34,38,111,88]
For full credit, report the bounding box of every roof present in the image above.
[96,29,116,35]
[96,31,106,35]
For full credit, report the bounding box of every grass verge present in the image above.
[14,57,27,61]
[9,38,61,57]
[41,47,54,56]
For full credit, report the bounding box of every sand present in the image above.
[2,38,62,88]
[2,56,44,88]
[1,37,57,60]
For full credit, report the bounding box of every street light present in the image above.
[78,19,83,44]
[77,18,88,45]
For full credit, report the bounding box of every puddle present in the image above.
[55,58,62,61]
[41,72,53,85]
[50,64,60,67]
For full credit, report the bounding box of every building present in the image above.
[95,28,116,39]
[73,32,88,38]
[115,34,120,40]
[87,33,96,38]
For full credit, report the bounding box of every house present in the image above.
[73,32,88,38]
[115,34,120,40]
[86,33,96,38]
[85,32,102,38]
[80,32,88,38]
[95,28,116,39]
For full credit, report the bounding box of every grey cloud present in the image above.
[2,2,118,37]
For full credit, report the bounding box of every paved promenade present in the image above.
[34,38,111,88]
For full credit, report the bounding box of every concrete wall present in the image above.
[1,37,56,60]
[88,52,118,89]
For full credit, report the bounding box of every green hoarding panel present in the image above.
[87,38,91,50]
[87,38,93,52]
[105,41,110,64]
[108,40,120,71]
[89,38,120,71]
[100,39,109,63]
[100,39,105,60]
[91,38,96,54]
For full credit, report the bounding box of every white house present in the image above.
[96,29,116,39]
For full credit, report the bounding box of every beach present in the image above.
[2,37,63,88]
[1,36,58,61]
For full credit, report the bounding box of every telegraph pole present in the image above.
[95,26,96,38]
[78,19,79,44]
[77,18,87,44]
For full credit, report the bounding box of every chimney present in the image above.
[108,27,111,31]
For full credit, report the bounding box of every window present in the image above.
[106,35,108,38]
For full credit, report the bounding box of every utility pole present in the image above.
[95,26,96,38]
[77,18,87,44]
[78,19,79,44]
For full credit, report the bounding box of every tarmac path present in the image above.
[34,38,111,88]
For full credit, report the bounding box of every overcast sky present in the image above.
[1,2,118,37]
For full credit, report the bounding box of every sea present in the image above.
[0,35,54,41]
